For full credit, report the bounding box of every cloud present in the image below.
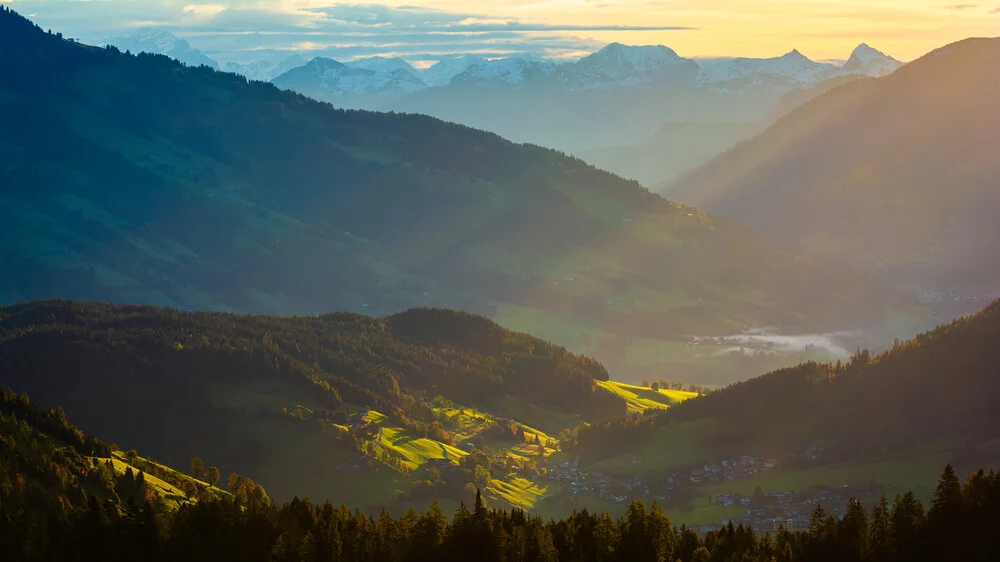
[10,1,693,64]
[991,6,1000,13]
[939,4,978,9]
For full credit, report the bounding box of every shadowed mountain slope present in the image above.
[670,37,1000,297]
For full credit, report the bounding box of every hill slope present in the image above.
[0,300,620,504]
[0,8,920,384]
[0,388,230,516]
[669,37,1000,298]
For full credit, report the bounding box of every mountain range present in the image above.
[102,30,903,158]
[668,37,1000,305]
[387,43,900,157]
[104,31,901,98]
[0,8,923,388]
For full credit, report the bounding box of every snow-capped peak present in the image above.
[572,43,698,86]
[420,55,488,87]
[223,54,308,82]
[453,56,557,85]
[697,49,840,90]
[104,29,219,69]
[849,44,882,64]
[842,43,902,77]
[272,55,427,104]
[346,56,418,76]
[304,57,347,71]
[781,49,808,61]
[131,29,185,52]
[592,42,682,63]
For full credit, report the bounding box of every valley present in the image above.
[0,8,928,390]
[2,5,1000,560]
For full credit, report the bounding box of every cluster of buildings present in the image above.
[538,443,839,524]
[540,452,789,507]
[694,484,890,534]
[686,455,782,484]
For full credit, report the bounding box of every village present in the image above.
[536,443,890,532]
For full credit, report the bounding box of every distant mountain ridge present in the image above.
[98,29,904,158]
[101,29,219,69]
[102,29,902,107]
[222,54,307,82]
[271,56,427,109]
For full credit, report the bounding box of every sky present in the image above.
[6,0,1000,65]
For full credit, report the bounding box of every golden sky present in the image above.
[10,0,1000,62]
[398,0,1000,60]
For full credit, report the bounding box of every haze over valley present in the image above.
[1,2,999,557]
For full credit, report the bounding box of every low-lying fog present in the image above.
[690,328,865,359]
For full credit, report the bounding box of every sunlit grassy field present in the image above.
[377,425,468,471]
[487,476,553,510]
[596,380,698,414]
[102,453,230,510]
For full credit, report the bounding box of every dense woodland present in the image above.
[572,300,1000,465]
[0,300,619,418]
[4,389,1000,562]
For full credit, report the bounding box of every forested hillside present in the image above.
[574,300,1000,471]
[669,36,1000,298]
[0,6,922,384]
[0,300,623,502]
[0,388,234,520]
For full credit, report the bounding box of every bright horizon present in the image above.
[6,0,999,64]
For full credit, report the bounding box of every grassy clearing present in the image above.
[102,453,229,509]
[433,406,492,442]
[378,425,468,471]
[596,381,698,414]
[487,476,552,510]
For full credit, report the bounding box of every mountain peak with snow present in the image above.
[223,54,308,82]
[595,42,682,60]
[842,43,902,77]
[346,56,418,75]
[105,29,219,69]
[272,56,427,108]
[452,56,558,85]
[421,55,488,86]
[698,48,850,91]
[572,43,698,87]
